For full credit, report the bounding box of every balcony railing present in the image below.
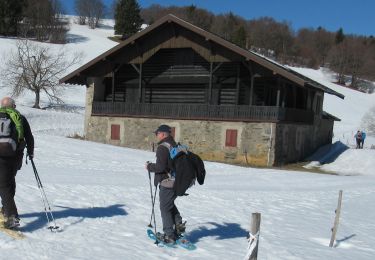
[92,102,314,123]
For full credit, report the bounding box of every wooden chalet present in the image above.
[60,14,344,166]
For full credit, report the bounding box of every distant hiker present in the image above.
[0,97,34,229]
[360,131,366,149]
[354,130,362,149]
[145,124,186,244]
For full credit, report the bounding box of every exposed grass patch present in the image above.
[278,161,338,175]
[67,133,85,140]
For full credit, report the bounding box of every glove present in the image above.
[145,161,151,170]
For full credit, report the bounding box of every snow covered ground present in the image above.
[0,18,374,260]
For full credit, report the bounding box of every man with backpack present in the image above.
[0,97,34,229]
[145,124,186,244]
[354,130,362,149]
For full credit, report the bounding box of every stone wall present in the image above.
[85,115,276,167]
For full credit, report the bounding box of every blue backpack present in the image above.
[162,143,206,196]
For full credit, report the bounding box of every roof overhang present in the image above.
[323,111,341,121]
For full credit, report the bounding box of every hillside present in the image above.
[0,18,374,260]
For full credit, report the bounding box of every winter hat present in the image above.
[154,124,171,134]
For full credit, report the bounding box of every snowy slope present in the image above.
[0,18,374,260]
[291,67,375,148]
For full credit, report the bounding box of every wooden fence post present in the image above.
[329,190,343,247]
[245,213,261,260]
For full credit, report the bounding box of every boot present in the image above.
[155,232,176,244]
[175,221,186,236]
[4,215,20,229]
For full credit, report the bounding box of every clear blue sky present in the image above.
[63,0,375,36]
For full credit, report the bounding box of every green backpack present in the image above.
[0,108,24,156]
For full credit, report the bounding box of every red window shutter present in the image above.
[111,124,120,140]
[225,129,237,147]
[171,127,176,138]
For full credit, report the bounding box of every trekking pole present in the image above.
[147,169,154,227]
[148,185,158,227]
[147,169,158,245]
[30,157,59,231]
[152,184,158,245]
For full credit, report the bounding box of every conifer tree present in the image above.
[335,28,345,44]
[0,0,25,36]
[232,26,247,48]
[114,0,143,38]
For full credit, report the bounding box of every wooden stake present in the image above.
[329,190,343,247]
[246,213,261,260]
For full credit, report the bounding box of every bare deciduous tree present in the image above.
[75,0,105,29]
[88,0,105,29]
[362,105,375,136]
[328,40,350,85]
[1,39,83,108]
[75,0,89,25]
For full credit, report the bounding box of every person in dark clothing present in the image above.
[0,97,34,229]
[354,130,362,149]
[145,124,185,243]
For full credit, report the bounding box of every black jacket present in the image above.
[20,115,34,156]
[14,115,34,170]
[147,135,176,186]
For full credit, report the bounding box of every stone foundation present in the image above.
[85,115,276,167]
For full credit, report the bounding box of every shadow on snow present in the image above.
[66,33,89,43]
[19,204,127,232]
[186,222,247,243]
[335,234,356,248]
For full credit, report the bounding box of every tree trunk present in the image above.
[33,90,41,109]
[337,71,346,85]
[350,71,360,89]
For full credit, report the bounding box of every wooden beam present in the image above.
[130,63,140,74]
[111,71,115,103]
[249,76,254,106]
[235,63,241,105]
[276,77,281,107]
[212,62,223,73]
[276,89,280,107]
[208,61,213,104]
[138,63,143,103]
[242,61,255,106]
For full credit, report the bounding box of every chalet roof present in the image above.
[60,14,344,100]
[322,111,341,121]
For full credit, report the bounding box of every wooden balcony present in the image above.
[92,102,315,123]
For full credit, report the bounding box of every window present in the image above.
[111,124,120,140]
[225,129,237,147]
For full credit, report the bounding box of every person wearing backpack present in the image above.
[0,97,34,229]
[354,130,362,149]
[145,124,185,244]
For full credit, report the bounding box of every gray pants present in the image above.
[159,185,182,237]
[0,158,18,217]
